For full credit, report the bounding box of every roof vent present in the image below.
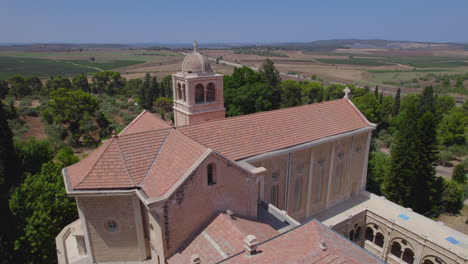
[190,254,201,264]
[226,209,234,218]
[244,234,259,256]
[320,240,327,251]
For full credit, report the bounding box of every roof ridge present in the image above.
[138,128,172,187]
[115,136,136,186]
[118,110,148,136]
[176,99,348,130]
[76,138,115,188]
[344,98,375,127]
[118,126,171,138]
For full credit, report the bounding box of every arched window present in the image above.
[365,227,374,241]
[391,242,402,258]
[354,226,362,241]
[195,84,204,104]
[177,83,182,100]
[182,84,186,101]
[349,230,355,241]
[207,83,216,102]
[375,233,384,247]
[270,185,279,207]
[402,248,414,264]
[423,256,445,264]
[207,163,216,186]
[294,177,302,211]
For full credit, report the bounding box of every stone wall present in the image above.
[76,195,147,262]
[148,153,258,258]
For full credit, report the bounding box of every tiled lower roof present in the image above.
[219,219,383,264]
[178,99,372,161]
[167,212,279,264]
[168,213,382,264]
[119,110,171,135]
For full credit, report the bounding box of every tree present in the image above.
[16,138,54,175]
[280,80,302,108]
[440,179,463,214]
[226,83,274,116]
[352,93,381,124]
[44,77,72,94]
[160,74,173,98]
[139,73,158,110]
[325,84,345,100]
[301,81,323,104]
[0,100,22,263]
[384,101,419,207]
[437,108,467,146]
[367,151,390,195]
[154,97,174,113]
[124,78,143,97]
[42,88,98,145]
[258,59,281,108]
[392,88,401,117]
[0,80,8,99]
[8,75,30,98]
[25,76,42,94]
[452,164,466,184]
[72,74,90,93]
[374,85,379,98]
[9,154,78,263]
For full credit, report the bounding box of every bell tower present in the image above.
[172,41,225,127]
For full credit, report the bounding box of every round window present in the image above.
[106,220,119,232]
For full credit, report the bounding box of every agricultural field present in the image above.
[0,48,183,79]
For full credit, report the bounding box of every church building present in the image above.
[56,44,468,264]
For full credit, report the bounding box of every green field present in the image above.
[315,58,392,66]
[233,50,288,57]
[0,56,143,79]
[315,56,468,68]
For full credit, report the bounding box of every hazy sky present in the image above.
[1,0,467,44]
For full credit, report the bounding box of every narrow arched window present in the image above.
[294,177,302,211]
[207,83,215,102]
[207,163,216,186]
[270,185,279,207]
[354,226,361,241]
[177,83,182,100]
[182,84,186,101]
[365,227,374,242]
[195,84,204,104]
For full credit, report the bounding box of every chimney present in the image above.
[226,209,234,218]
[319,240,327,251]
[244,234,259,256]
[190,254,201,264]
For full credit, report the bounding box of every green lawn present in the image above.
[0,56,144,79]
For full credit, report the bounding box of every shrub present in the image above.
[437,150,454,166]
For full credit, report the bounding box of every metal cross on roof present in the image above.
[193,40,198,52]
[343,86,351,99]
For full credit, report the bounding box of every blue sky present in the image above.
[1,0,467,44]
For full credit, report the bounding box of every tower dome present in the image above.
[181,41,212,73]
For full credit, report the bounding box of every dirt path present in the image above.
[437,205,468,235]
[67,62,103,71]
[22,116,47,140]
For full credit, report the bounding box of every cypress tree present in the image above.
[392,88,401,117]
[374,85,379,98]
[385,101,418,206]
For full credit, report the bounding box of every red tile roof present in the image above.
[140,130,207,198]
[178,99,371,160]
[119,110,171,136]
[168,212,279,264]
[65,99,372,196]
[218,219,383,264]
